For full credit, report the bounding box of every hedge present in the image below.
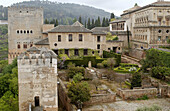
[120,63,139,68]
[114,66,141,74]
[150,67,170,80]
[64,56,106,67]
[103,51,121,65]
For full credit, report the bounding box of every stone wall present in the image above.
[58,79,77,111]
[84,92,116,106]
[159,85,170,98]
[117,88,157,100]
[129,48,145,60]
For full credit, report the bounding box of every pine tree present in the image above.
[55,19,58,27]
[87,18,91,29]
[44,18,49,24]
[79,16,82,24]
[110,13,115,19]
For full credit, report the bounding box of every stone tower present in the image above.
[17,47,58,111]
[8,6,44,64]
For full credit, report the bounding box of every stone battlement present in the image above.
[8,6,43,11]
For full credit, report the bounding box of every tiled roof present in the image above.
[48,25,92,33]
[34,38,49,45]
[91,27,109,35]
[72,21,84,27]
[110,18,128,23]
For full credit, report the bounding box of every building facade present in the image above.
[8,6,44,64]
[110,0,170,58]
[17,47,58,111]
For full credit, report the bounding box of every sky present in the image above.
[0,0,169,16]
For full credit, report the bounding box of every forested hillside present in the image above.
[0,25,8,60]
[0,0,111,25]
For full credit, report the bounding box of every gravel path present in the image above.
[83,98,170,111]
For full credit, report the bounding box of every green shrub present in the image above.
[97,63,104,69]
[67,62,75,69]
[141,49,170,72]
[68,81,90,105]
[150,67,170,80]
[136,105,161,111]
[73,73,83,83]
[68,67,85,78]
[58,54,69,60]
[102,60,108,67]
[131,72,142,88]
[137,95,148,100]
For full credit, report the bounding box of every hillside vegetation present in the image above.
[0,25,8,60]
[0,0,110,25]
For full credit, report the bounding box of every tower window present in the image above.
[17,44,20,49]
[30,30,33,34]
[24,30,26,34]
[97,36,101,42]
[19,11,22,13]
[74,49,79,56]
[23,44,27,49]
[97,44,100,49]
[20,30,23,34]
[158,30,162,33]
[79,34,83,41]
[166,30,169,33]
[27,11,29,13]
[17,30,19,34]
[84,49,88,55]
[27,30,29,34]
[69,34,72,42]
[58,35,61,42]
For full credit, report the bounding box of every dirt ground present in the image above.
[83,98,170,111]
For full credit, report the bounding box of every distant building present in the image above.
[110,0,170,58]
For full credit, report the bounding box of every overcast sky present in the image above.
[1,0,169,16]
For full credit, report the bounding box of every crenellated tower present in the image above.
[8,6,44,64]
[17,47,58,111]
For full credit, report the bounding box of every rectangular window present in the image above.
[23,44,27,49]
[84,49,88,55]
[58,35,61,42]
[79,34,83,41]
[158,36,161,41]
[69,34,72,42]
[108,48,110,50]
[65,49,69,56]
[166,36,169,40]
[74,49,79,56]
[97,44,100,49]
[17,44,20,49]
[97,36,101,42]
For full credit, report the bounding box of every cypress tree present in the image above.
[85,20,87,28]
[50,19,55,24]
[87,18,91,29]
[110,13,115,19]
[44,18,49,24]
[91,19,95,29]
[97,16,101,27]
[79,16,82,24]
[102,17,106,27]
[95,19,98,27]
[106,18,109,26]
[55,19,58,27]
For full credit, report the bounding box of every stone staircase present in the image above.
[122,55,142,67]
